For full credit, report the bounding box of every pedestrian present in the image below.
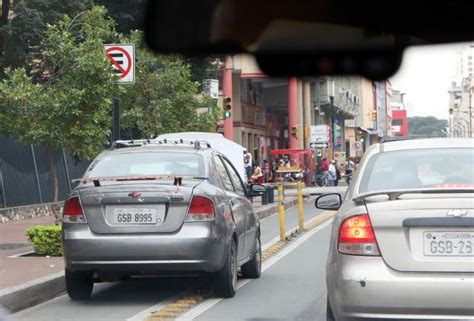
[328,160,337,186]
[335,160,341,186]
[244,149,253,181]
[251,165,264,184]
[322,157,329,180]
[345,157,355,184]
[263,160,271,183]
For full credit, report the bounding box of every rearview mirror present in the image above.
[315,193,342,210]
[250,184,266,196]
[143,0,474,79]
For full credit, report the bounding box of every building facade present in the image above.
[217,54,395,166]
[448,78,473,138]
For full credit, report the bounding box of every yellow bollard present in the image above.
[297,181,304,230]
[278,183,286,241]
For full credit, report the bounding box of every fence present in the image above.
[0,135,90,208]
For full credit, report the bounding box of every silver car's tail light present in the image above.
[338,214,380,256]
[63,196,86,223]
[186,195,215,222]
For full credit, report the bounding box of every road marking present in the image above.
[176,218,334,320]
[135,211,336,321]
[127,291,190,321]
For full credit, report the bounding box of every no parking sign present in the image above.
[104,44,135,84]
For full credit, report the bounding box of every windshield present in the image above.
[85,152,205,178]
[359,148,474,192]
[1,1,474,321]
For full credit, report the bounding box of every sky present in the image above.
[389,43,469,120]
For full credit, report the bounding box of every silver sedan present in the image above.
[62,139,266,300]
[316,138,474,320]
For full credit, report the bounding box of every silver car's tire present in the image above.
[241,234,261,279]
[66,270,93,300]
[212,241,237,298]
[327,296,336,321]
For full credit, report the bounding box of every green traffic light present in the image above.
[224,111,232,119]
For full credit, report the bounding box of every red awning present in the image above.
[271,149,314,155]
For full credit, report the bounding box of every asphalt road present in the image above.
[12,199,332,321]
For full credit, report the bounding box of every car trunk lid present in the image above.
[78,181,199,234]
[365,195,474,273]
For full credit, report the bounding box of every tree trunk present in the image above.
[1,0,10,27]
[44,143,59,202]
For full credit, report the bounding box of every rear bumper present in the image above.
[327,254,474,320]
[62,222,229,274]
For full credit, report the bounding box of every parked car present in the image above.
[315,138,474,321]
[62,138,266,300]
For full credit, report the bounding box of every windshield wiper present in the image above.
[72,175,209,187]
[353,188,474,202]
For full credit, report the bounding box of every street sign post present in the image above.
[104,44,135,84]
[310,125,330,143]
[104,44,135,146]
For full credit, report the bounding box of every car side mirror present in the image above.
[315,193,342,210]
[249,184,266,196]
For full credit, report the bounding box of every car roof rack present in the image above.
[380,136,444,143]
[110,138,212,150]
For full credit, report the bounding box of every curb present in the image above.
[0,197,308,313]
[254,198,299,220]
[0,271,65,313]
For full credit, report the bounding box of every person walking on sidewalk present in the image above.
[328,160,337,186]
[244,149,253,181]
[335,160,341,186]
[262,160,271,183]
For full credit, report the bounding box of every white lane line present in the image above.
[126,291,189,321]
[176,219,333,321]
[261,212,330,251]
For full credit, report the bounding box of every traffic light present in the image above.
[360,137,365,144]
[291,126,299,138]
[224,96,231,119]
[371,110,377,121]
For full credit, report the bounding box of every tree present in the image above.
[94,0,144,34]
[408,116,448,137]
[1,0,93,70]
[119,31,221,139]
[0,6,118,201]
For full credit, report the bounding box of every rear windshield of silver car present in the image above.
[85,152,206,177]
[359,148,474,193]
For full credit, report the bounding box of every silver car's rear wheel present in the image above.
[212,241,237,298]
[65,270,93,300]
[241,233,261,278]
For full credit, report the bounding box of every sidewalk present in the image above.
[0,197,301,313]
[0,216,64,290]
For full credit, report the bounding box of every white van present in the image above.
[156,132,246,182]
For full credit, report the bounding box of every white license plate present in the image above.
[424,231,474,256]
[112,207,164,225]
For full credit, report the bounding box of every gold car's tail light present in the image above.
[338,214,380,256]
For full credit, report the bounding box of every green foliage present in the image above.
[1,0,93,70]
[119,31,221,138]
[408,116,448,137]
[25,225,62,256]
[94,0,144,34]
[0,5,119,161]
